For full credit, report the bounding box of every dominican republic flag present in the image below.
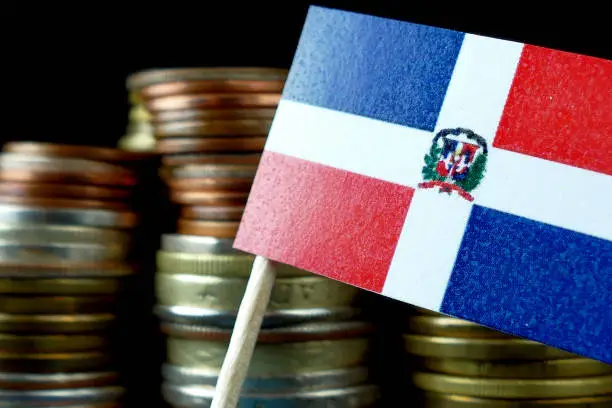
[234,6,612,363]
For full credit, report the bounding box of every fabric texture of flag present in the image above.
[234,6,612,363]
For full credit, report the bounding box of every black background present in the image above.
[1,2,609,407]
[2,1,609,148]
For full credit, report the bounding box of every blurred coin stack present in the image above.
[404,307,612,407]
[0,141,151,407]
[155,234,380,407]
[127,67,287,235]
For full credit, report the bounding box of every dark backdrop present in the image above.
[1,1,609,148]
[0,3,609,407]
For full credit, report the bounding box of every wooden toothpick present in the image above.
[210,255,277,408]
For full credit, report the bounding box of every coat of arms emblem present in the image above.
[418,128,487,201]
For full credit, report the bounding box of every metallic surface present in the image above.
[155,119,273,137]
[162,383,379,408]
[0,277,123,295]
[403,334,576,360]
[161,153,262,167]
[0,224,130,245]
[161,235,239,254]
[0,371,118,390]
[155,305,362,329]
[0,386,124,405]
[155,274,359,310]
[180,205,245,221]
[420,392,612,408]
[0,182,131,200]
[408,315,512,338]
[417,356,612,378]
[0,204,137,228]
[166,337,370,376]
[0,313,115,333]
[0,296,116,314]
[156,136,267,154]
[127,67,288,89]
[0,351,111,373]
[0,333,108,353]
[0,241,127,263]
[412,371,612,399]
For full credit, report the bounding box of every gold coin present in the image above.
[413,372,612,399]
[404,335,575,360]
[408,316,511,338]
[156,252,309,277]
[0,333,107,353]
[166,337,369,376]
[155,274,359,311]
[0,296,116,314]
[0,313,115,333]
[0,278,122,295]
[420,391,612,408]
[0,351,111,373]
[417,357,612,378]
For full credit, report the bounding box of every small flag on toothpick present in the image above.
[234,6,612,363]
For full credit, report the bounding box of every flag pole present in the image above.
[210,255,277,408]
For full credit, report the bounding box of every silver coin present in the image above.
[0,153,131,175]
[154,305,362,328]
[170,164,257,179]
[160,320,373,341]
[0,224,130,245]
[0,241,127,263]
[0,371,118,390]
[0,204,136,228]
[162,364,369,392]
[161,234,241,254]
[162,383,379,408]
[0,386,124,405]
[0,264,134,278]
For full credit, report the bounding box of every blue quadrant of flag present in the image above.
[284,7,465,131]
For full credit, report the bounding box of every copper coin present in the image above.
[167,178,253,192]
[181,206,245,221]
[146,93,280,111]
[155,119,273,137]
[0,154,136,187]
[0,169,135,187]
[0,182,130,201]
[170,190,249,205]
[152,108,276,123]
[127,67,288,89]
[0,196,128,211]
[156,137,266,154]
[3,142,153,165]
[162,153,261,167]
[170,164,257,179]
[176,219,240,238]
[141,80,285,99]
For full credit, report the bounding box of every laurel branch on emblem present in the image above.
[418,128,488,202]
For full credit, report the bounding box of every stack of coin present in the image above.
[404,307,612,407]
[155,234,380,407]
[126,67,287,237]
[0,141,151,407]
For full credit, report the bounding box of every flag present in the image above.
[234,6,612,363]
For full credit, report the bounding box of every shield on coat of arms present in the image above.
[418,128,488,201]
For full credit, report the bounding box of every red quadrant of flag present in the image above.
[495,44,612,176]
[234,151,415,292]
